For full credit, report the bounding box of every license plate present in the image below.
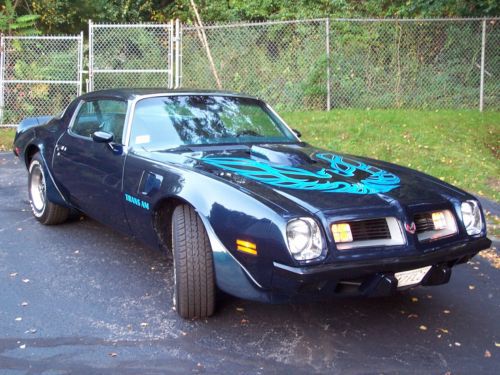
[395,266,432,287]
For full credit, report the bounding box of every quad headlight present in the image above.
[286,218,324,261]
[461,200,483,236]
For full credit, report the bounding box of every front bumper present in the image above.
[270,237,491,301]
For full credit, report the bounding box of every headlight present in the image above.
[461,200,483,235]
[286,218,323,260]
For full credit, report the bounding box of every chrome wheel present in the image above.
[29,162,46,214]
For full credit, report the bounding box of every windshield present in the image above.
[129,95,297,150]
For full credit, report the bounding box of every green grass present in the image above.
[1,110,498,200]
[282,110,499,201]
[0,128,15,152]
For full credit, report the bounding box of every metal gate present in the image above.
[88,21,179,91]
[0,34,84,127]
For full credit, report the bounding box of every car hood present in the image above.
[153,143,470,214]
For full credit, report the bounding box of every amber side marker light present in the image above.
[236,239,257,255]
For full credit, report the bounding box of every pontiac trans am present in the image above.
[13,89,491,318]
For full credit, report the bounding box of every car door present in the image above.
[52,98,130,233]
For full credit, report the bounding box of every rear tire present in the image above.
[28,153,69,225]
[172,204,215,319]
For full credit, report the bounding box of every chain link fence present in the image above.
[328,19,495,110]
[0,34,83,127]
[182,19,328,111]
[182,18,499,112]
[0,18,498,127]
[88,21,174,91]
[484,19,500,110]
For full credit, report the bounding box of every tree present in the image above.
[0,0,40,35]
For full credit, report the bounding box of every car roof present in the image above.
[80,88,259,101]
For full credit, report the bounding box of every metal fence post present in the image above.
[175,19,182,88]
[479,18,486,112]
[0,34,4,125]
[78,31,84,95]
[88,20,94,92]
[168,20,174,88]
[326,17,331,111]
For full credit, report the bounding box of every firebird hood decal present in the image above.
[200,152,400,194]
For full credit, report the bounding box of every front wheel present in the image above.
[28,153,69,225]
[172,204,215,319]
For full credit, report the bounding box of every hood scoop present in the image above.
[250,144,315,167]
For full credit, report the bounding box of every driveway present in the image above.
[0,152,499,374]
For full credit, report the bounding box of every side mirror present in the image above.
[92,131,114,143]
[292,128,302,138]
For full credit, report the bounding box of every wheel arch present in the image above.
[152,196,192,253]
[151,193,275,303]
[24,144,41,169]
[25,145,71,209]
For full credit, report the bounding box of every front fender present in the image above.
[197,213,274,302]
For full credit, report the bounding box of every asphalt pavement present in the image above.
[1,151,499,374]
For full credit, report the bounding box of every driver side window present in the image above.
[71,99,127,143]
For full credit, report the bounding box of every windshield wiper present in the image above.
[149,145,194,153]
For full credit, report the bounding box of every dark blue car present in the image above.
[13,89,491,318]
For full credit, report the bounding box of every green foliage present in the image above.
[0,0,40,35]
[13,1,500,35]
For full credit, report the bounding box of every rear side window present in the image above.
[71,99,127,143]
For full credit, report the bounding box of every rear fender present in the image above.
[32,144,72,209]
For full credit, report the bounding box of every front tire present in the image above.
[28,153,69,225]
[172,204,215,319]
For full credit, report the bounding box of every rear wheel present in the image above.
[28,153,69,225]
[172,204,215,318]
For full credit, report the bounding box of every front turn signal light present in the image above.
[331,223,353,243]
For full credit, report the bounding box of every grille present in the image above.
[413,210,458,242]
[349,218,391,241]
[414,212,435,233]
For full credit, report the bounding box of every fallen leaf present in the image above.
[455,342,461,347]
[437,328,449,334]
[19,344,26,349]
[495,342,500,347]
[15,317,22,321]
[9,272,18,277]
[407,314,419,319]
[426,294,432,299]
[241,319,249,324]
[109,352,118,357]
[469,285,476,290]
[437,334,442,339]
[74,250,80,254]
[419,325,427,331]
[180,331,187,336]
[22,279,30,283]
[236,307,244,312]
[25,329,37,334]
[443,310,451,314]
[140,322,148,327]
[484,350,491,358]
[21,302,28,307]
[411,297,419,303]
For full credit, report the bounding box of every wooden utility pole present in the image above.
[189,0,222,89]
